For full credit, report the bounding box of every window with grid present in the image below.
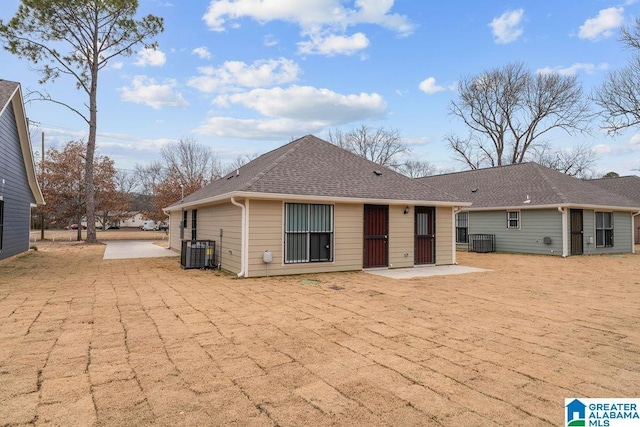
[507,211,520,229]
[181,210,187,239]
[285,203,333,263]
[595,212,613,247]
[455,212,468,243]
[191,209,198,240]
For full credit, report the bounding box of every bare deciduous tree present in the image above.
[397,160,438,178]
[529,141,600,178]
[145,137,222,221]
[447,62,591,169]
[327,125,409,168]
[114,170,139,194]
[134,161,166,196]
[594,18,640,134]
[160,136,222,185]
[224,153,259,175]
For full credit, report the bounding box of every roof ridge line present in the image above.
[533,163,570,204]
[240,136,307,191]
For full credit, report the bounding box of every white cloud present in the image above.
[196,85,387,138]
[192,46,212,60]
[298,32,369,56]
[489,9,524,44]
[418,77,447,94]
[537,62,609,76]
[264,34,279,47]
[188,58,300,93]
[202,0,413,56]
[120,76,189,109]
[99,137,175,152]
[195,117,323,139]
[594,133,640,154]
[214,85,386,122]
[111,61,124,70]
[135,48,167,67]
[578,7,624,40]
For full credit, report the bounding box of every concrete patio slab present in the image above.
[103,240,179,260]
[365,264,489,279]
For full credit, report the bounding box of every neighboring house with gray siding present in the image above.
[0,80,45,261]
[164,135,469,277]
[418,163,640,256]
[588,176,640,244]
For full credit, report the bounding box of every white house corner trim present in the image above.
[452,207,460,265]
[558,207,569,257]
[632,211,640,254]
[244,199,250,278]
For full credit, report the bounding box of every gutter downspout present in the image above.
[632,211,640,254]
[558,207,568,257]
[452,207,461,265]
[230,197,246,278]
[165,212,171,248]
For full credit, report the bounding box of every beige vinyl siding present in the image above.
[583,209,633,255]
[199,203,242,274]
[435,206,454,265]
[168,210,182,250]
[247,200,363,277]
[469,209,563,255]
[169,202,242,274]
[388,205,414,268]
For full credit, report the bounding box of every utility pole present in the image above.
[40,132,45,241]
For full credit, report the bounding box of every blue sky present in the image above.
[2,0,640,176]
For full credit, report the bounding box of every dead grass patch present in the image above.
[1,244,639,425]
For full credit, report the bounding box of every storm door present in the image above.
[570,209,583,255]
[415,206,436,264]
[364,205,388,268]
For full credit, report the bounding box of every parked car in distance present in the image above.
[65,224,86,230]
[157,221,169,231]
[140,220,157,231]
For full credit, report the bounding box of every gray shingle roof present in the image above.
[588,176,640,205]
[169,135,461,208]
[0,80,19,112]
[417,162,640,210]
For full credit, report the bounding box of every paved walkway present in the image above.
[103,240,179,260]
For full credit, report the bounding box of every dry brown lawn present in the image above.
[0,244,639,426]
[29,228,168,243]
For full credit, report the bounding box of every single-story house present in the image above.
[119,211,145,228]
[588,175,640,244]
[0,80,45,261]
[164,135,469,277]
[418,162,640,256]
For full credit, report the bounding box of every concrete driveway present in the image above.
[103,240,179,260]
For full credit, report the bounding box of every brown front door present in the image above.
[364,205,388,268]
[570,209,583,255]
[415,207,436,264]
